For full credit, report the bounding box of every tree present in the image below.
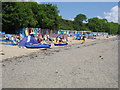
[2,2,60,33]
[59,18,75,30]
[34,4,60,29]
[74,14,87,23]
[2,2,38,33]
[87,17,108,32]
[73,14,87,30]
[87,17,120,35]
[107,22,119,35]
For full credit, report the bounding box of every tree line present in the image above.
[2,2,120,35]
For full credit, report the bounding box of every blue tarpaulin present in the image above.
[18,36,38,47]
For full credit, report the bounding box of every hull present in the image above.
[54,43,68,46]
[0,39,13,42]
[25,44,51,48]
[0,43,17,45]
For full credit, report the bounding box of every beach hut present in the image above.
[49,34,60,38]
[18,35,38,47]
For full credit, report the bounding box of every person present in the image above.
[81,35,85,44]
[47,38,52,45]
[5,35,9,40]
[72,36,75,40]
[48,37,52,42]
[11,35,17,44]
[59,38,63,43]
[45,35,52,45]
[93,34,96,39]
[64,35,68,41]
[43,35,47,41]
[37,35,43,44]
[16,35,21,44]
[62,35,64,39]
[30,34,35,37]
[106,35,109,38]
[65,36,68,42]
[55,37,58,42]
[77,36,81,40]
[4,35,10,43]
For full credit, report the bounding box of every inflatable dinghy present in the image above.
[25,44,51,48]
[0,43,17,45]
[54,42,68,46]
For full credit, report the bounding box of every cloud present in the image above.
[67,18,74,21]
[61,17,74,21]
[17,0,40,3]
[82,20,88,23]
[97,16,102,19]
[34,0,41,3]
[104,5,118,23]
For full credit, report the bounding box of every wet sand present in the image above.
[1,36,118,88]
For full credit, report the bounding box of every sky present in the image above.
[39,2,118,23]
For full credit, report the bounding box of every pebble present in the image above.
[1,53,5,55]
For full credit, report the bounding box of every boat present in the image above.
[54,42,68,46]
[25,44,51,48]
[0,43,17,45]
[0,39,13,42]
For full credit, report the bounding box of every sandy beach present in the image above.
[0,36,116,60]
[1,36,118,88]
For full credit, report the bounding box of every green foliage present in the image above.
[87,17,107,32]
[74,14,87,23]
[59,18,75,30]
[2,2,60,33]
[73,14,87,30]
[34,4,60,29]
[2,2,38,33]
[87,17,119,35]
[118,25,120,34]
[107,22,119,35]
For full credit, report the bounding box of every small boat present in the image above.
[25,44,51,48]
[54,42,68,46]
[0,39,13,42]
[0,43,17,45]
